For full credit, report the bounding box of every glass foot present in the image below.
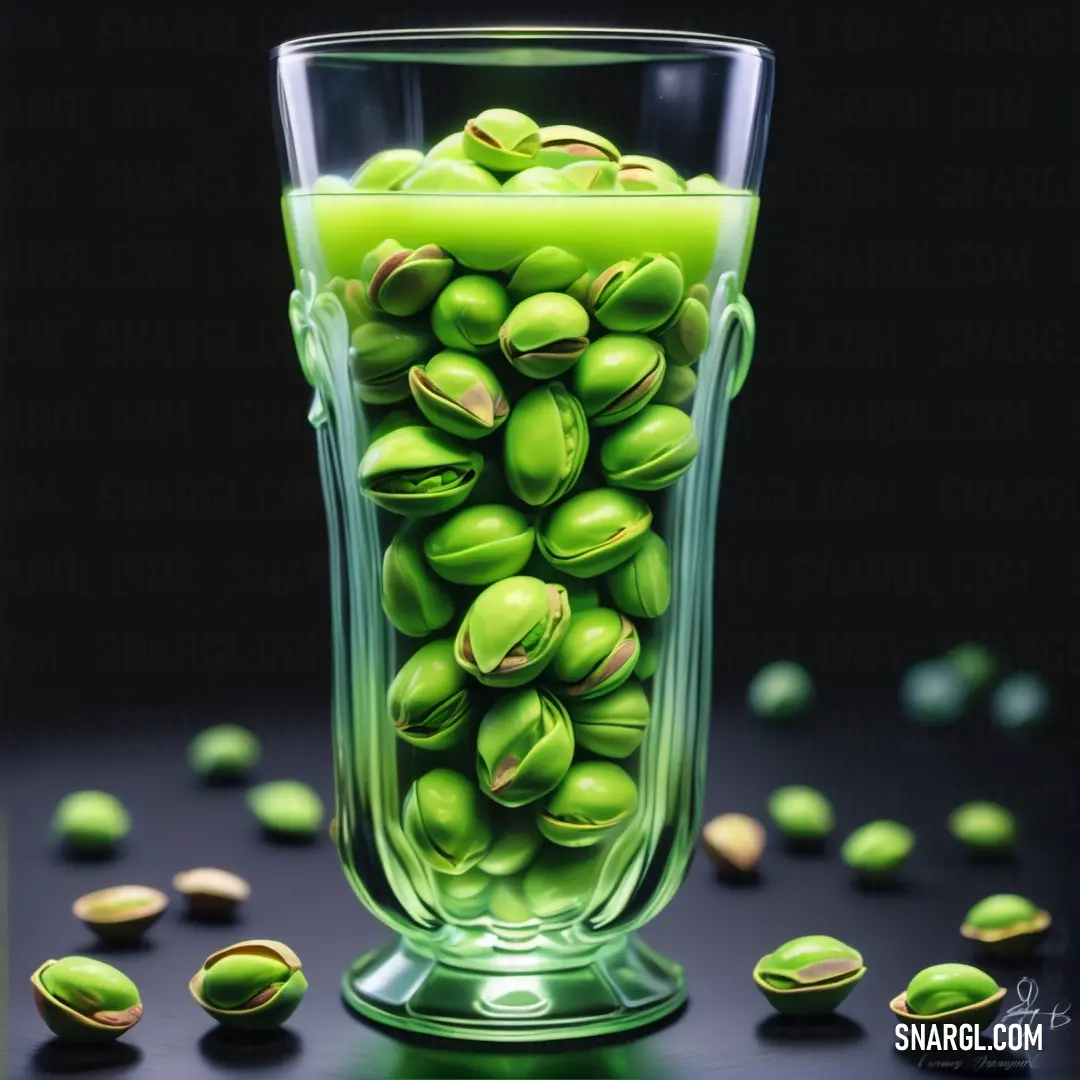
[341,932,685,1042]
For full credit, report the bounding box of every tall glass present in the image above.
[271,27,773,1041]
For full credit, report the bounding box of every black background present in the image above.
[2,3,1078,1079]
[3,0,1074,712]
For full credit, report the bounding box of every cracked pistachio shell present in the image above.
[430,275,512,355]
[247,781,324,838]
[52,790,131,853]
[537,762,638,847]
[478,812,545,875]
[73,885,169,946]
[658,297,710,366]
[571,334,666,427]
[702,813,766,874]
[361,239,406,282]
[191,940,307,1030]
[327,276,379,331]
[463,108,541,173]
[605,531,670,618]
[506,247,588,299]
[537,488,652,579]
[560,160,621,191]
[388,638,475,751]
[432,865,493,918]
[550,607,640,700]
[587,255,684,333]
[382,519,454,636]
[841,820,914,876]
[535,125,620,168]
[367,243,456,317]
[476,687,575,807]
[401,159,502,193]
[619,154,684,186]
[686,173,726,194]
[757,936,864,989]
[499,292,591,379]
[904,964,1002,1017]
[424,504,535,585]
[409,350,510,440]
[601,405,699,491]
[424,132,469,162]
[358,424,482,517]
[568,677,650,758]
[768,785,835,842]
[33,956,143,1043]
[172,867,250,919]
[503,382,589,507]
[523,846,604,918]
[455,576,570,688]
[501,167,580,194]
[350,148,425,191]
[947,800,1016,851]
[402,768,493,874]
[654,364,696,405]
[350,319,436,404]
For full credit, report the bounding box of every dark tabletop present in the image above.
[5,694,1078,1080]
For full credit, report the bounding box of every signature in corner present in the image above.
[1002,977,1072,1030]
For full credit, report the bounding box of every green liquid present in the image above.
[282,187,759,290]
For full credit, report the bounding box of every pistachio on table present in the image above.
[190,939,307,1030]
[960,893,1052,958]
[702,813,766,876]
[767,785,835,846]
[423,504,535,586]
[891,963,1005,1030]
[73,884,169,945]
[747,660,814,721]
[499,292,591,379]
[430,275,511,354]
[409,350,510,440]
[571,334,666,427]
[989,671,1050,732]
[476,687,575,807]
[51,790,131,856]
[753,935,865,1016]
[947,800,1016,853]
[537,761,639,847]
[549,607,641,699]
[455,576,570,688]
[840,820,914,881]
[382,519,455,637]
[402,768,493,873]
[605,531,670,619]
[600,404,699,491]
[247,781,324,840]
[173,867,251,920]
[32,955,143,1042]
[943,641,999,696]
[900,658,968,725]
[388,638,476,750]
[187,723,260,782]
[568,678,650,758]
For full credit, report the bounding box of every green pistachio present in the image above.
[358,424,482,517]
[506,247,588,299]
[487,877,535,923]
[840,820,915,878]
[902,963,1004,1018]
[361,239,406,283]
[657,297,710,366]
[476,687,575,807]
[537,762,638,847]
[503,382,589,506]
[617,170,683,193]
[685,173,726,193]
[560,160,621,191]
[499,293,591,379]
[402,768,493,873]
[409,350,510,439]
[947,800,1016,852]
[432,866,493,918]
[327,276,379,331]
[550,607,640,699]
[654,365,696,405]
[388,638,476,751]
[463,108,541,173]
[900,659,968,725]
[605,531,670,618]
[566,270,594,304]
[989,671,1049,731]
[536,488,652,578]
[51,790,131,853]
[190,940,307,1030]
[587,255,684,333]
[350,148,424,191]
[600,405,699,491]
[424,504,534,585]
[382,519,455,636]
[568,677,650,758]
[430,275,512,355]
[350,318,436,404]
[501,167,579,194]
[571,334,666,427]
[535,125,620,168]
[247,781,324,838]
[753,936,865,1016]
[768,785,835,843]
[635,632,660,680]
[523,846,604,918]
[187,724,260,781]
[685,282,712,307]
[33,955,143,1042]
[960,894,1052,957]
[618,154,684,186]
[747,660,815,720]
[477,813,545,875]
[371,408,423,441]
[366,243,455,317]
[455,576,570,688]
[401,159,502,193]
[424,132,468,162]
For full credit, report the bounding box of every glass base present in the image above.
[341,932,685,1042]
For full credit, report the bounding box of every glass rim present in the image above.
[272,26,774,62]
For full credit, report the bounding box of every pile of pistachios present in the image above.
[308,108,721,922]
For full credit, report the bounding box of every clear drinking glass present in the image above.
[271,26,773,1041]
